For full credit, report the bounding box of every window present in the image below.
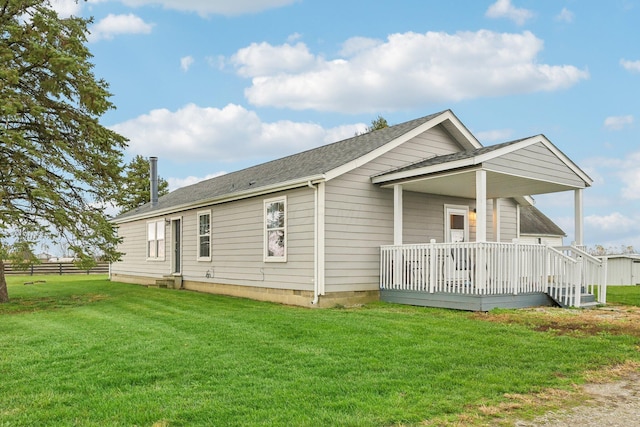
[197,210,211,260]
[147,220,165,260]
[264,197,286,262]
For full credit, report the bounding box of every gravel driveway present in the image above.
[515,372,640,426]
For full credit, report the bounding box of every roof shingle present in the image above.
[114,111,446,221]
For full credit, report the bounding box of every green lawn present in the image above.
[1,276,639,426]
[606,285,640,306]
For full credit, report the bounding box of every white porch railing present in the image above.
[380,241,607,308]
[556,245,607,304]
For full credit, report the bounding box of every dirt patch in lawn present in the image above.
[513,363,640,427]
[471,304,640,338]
[0,294,110,315]
[454,306,640,426]
[436,361,640,426]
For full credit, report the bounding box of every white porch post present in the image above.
[393,184,403,245]
[574,189,584,246]
[475,170,487,242]
[492,198,501,242]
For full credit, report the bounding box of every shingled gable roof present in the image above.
[371,134,593,187]
[113,109,479,223]
[520,205,566,237]
[372,137,530,177]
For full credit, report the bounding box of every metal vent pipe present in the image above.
[150,156,158,207]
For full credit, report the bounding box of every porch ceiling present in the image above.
[383,167,582,199]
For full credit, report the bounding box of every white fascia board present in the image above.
[442,110,483,150]
[325,110,479,181]
[374,168,481,188]
[112,174,326,224]
[520,195,535,206]
[371,157,477,184]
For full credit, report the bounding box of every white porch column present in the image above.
[393,184,403,245]
[574,188,584,246]
[475,170,487,242]
[492,198,501,242]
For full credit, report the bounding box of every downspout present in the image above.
[308,181,319,305]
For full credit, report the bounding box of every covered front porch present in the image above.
[380,241,606,310]
[372,135,604,310]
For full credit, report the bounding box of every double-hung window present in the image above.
[197,210,211,261]
[264,197,286,262]
[147,220,165,260]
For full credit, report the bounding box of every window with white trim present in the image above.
[197,210,211,261]
[147,220,165,260]
[264,197,286,262]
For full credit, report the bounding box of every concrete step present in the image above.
[154,279,174,288]
[580,301,601,309]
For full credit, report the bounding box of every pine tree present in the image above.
[0,1,127,302]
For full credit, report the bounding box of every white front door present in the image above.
[445,206,469,243]
[444,206,470,283]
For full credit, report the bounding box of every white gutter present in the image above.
[307,180,326,305]
[113,174,326,224]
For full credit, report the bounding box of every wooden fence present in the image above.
[3,262,109,276]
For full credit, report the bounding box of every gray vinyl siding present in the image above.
[113,186,315,290]
[404,193,478,244]
[499,199,518,242]
[486,142,586,188]
[201,187,315,290]
[112,219,171,278]
[324,125,464,293]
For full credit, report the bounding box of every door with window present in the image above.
[172,218,181,274]
[445,206,469,243]
[444,206,470,282]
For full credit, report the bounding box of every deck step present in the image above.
[580,301,601,309]
[546,290,599,308]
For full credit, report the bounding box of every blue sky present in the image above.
[52,0,640,250]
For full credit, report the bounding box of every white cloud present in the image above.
[118,0,297,16]
[604,115,634,130]
[88,13,154,42]
[620,58,640,73]
[584,212,640,248]
[585,212,636,232]
[339,36,383,57]
[49,0,83,17]
[180,55,195,72]
[167,172,227,191]
[231,30,588,113]
[111,103,362,163]
[475,129,513,143]
[582,151,640,201]
[286,32,302,43]
[485,0,534,26]
[555,8,574,23]
[231,42,317,78]
[620,167,640,200]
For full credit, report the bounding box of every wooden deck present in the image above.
[380,242,607,310]
[381,289,555,311]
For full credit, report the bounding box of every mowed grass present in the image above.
[606,285,640,306]
[1,276,639,426]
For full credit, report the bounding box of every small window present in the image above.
[197,210,211,261]
[264,197,286,262]
[147,220,165,260]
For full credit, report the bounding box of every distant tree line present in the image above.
[587,244,636,256]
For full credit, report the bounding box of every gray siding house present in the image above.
[111,110,606,310]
